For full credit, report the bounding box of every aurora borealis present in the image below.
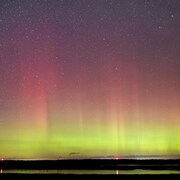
[0,0,180,159]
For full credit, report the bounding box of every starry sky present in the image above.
[0,0,180,159]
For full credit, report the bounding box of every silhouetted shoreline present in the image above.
[1,159,180,170]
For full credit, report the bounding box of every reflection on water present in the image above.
[1,169,180,175]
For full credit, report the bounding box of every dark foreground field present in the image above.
[1,159,180,175]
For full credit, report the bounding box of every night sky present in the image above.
[0,0,180,159]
